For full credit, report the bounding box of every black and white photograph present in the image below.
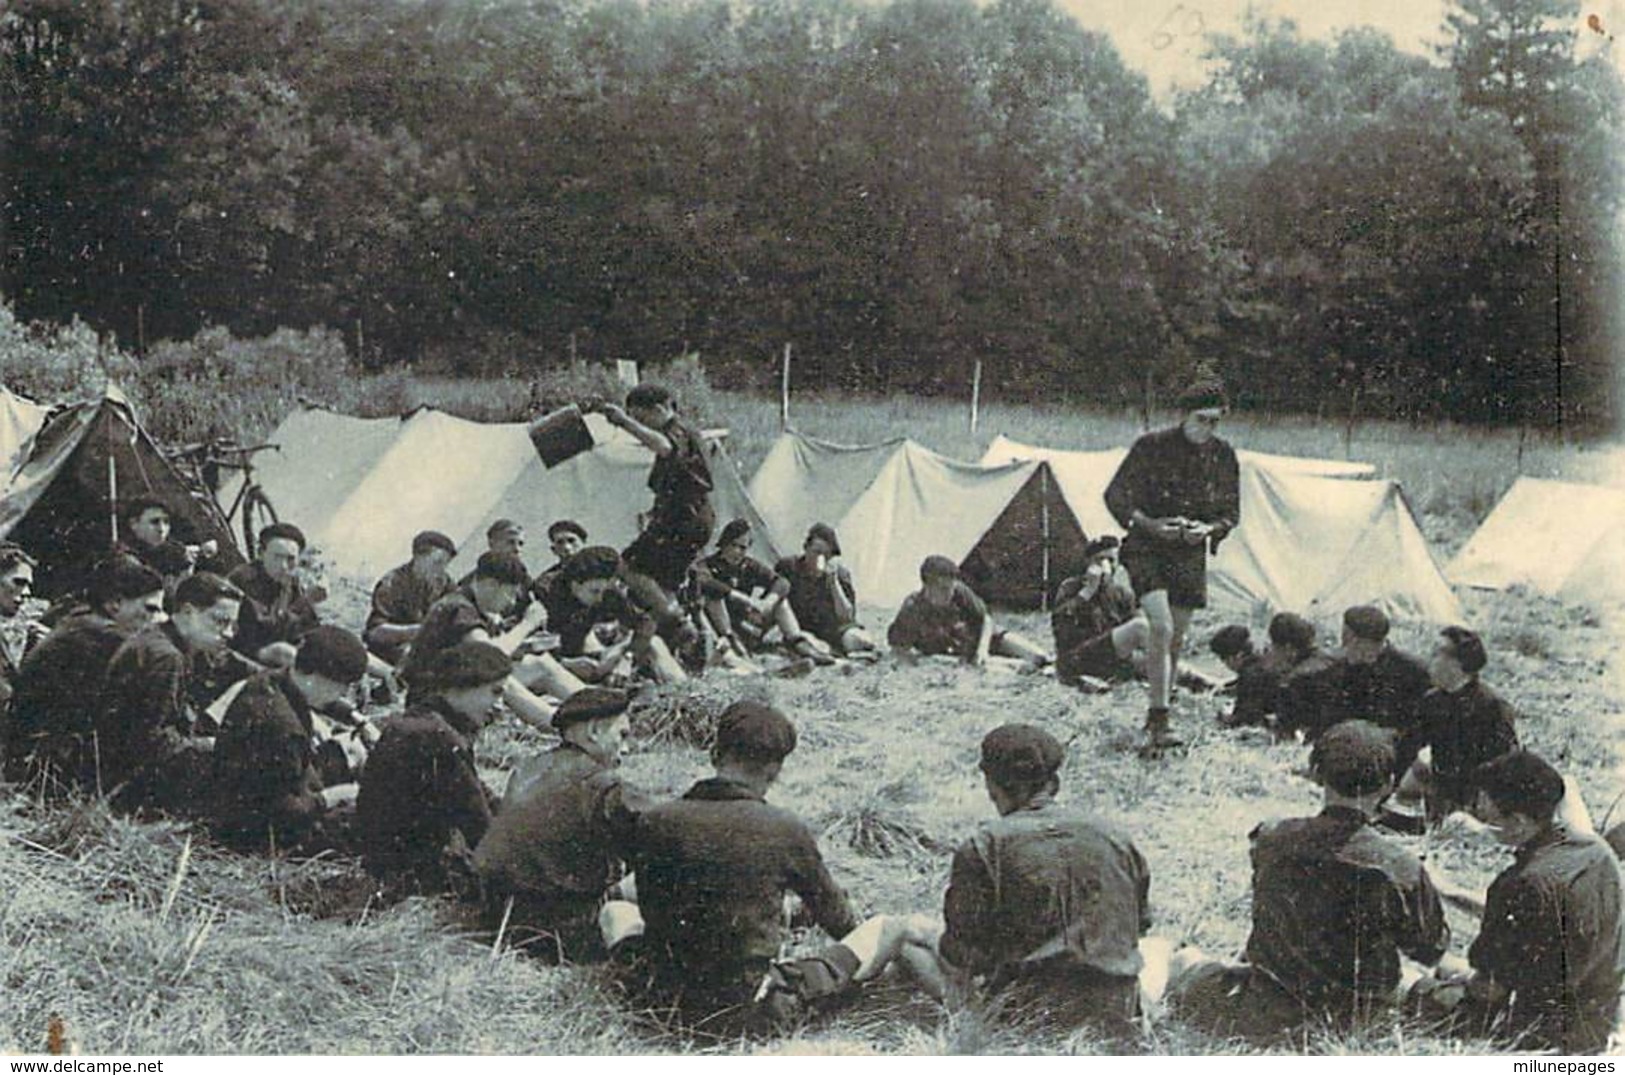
[0,0,1622,1058]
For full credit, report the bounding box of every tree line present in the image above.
[2,0,1619,427]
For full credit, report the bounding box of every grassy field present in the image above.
[2,380,1622,1056]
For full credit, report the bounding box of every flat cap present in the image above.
[1343,605,1391,642]
[418,640,512,691]
[552,686,632,730]
[920,554,959,581]
[412,530,457,557]
[295,625,370,684]
[1310,720,1398,796]
[805,523,842,557]
[561,545,622,583]
[714,700,798,762]
[1209,624,1253,660]
[979,724,1064,784]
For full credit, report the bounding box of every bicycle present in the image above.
[168,439,281,559]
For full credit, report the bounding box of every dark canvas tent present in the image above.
[0,387,241,597]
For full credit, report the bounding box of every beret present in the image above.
[1177,379,1229,413]
[919,555,959,581]
[295,625,371,683]
[1084,535,1121,559]
[1268,612,1316,653]
[412,530,457,557]
[552,686,632,730]
[1342,605,1391,642]
[718,518,753,547]
[1310,720,1398,795]
[1209,624,1253,660]
[547,519,588,541]
[561,546,622,583]
[714,700,798,762]
[418,640,512,691]
[805,523,842,557]
[979,723,1064,784]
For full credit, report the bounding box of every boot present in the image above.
[1139,707,1185,756]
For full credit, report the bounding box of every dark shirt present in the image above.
[6,612,130,787]
[1470,822,1625,1053]
[210,671,326,850]
[226,562,319,661]
[941,795,1150,983]
[1341,646,1432,735]
[356,697,494,889]
[1103,426,1241,552]
[630,776,857,1003]
[774,557,858,643]
[888,581,989,659]
[694,552,781,602]
[98,621,207,791]
[648,418,714,525]
[475,743,644,904]
[1275,651,1347,741]
[1394,679,1520,801]
[534,574,638,656]
[365,562,456,664]
[398,587,494,686]
[1245,806,1448,1006]
[115,538,193,582]
[1051,574,1137,656]
[1228,652,1285,728]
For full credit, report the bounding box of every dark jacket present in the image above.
[648,418,714,529]
[210,671,326,850]
[534,574,638,656]
[356,697,494,892]
[98,621,208,794]
[774,557,858,644]
[1275,650,1347,741]
[6,612,130,787]
[1470,822,1625,1054]
[887,581,989,659]
[629,775,857,1006]
[398,587,492,686]
[1245,806,1448,1007]
[1226,651,1285,728]
[1103,426,1240,553]
[365,561,456,664]
[226,561,319,660]
[1394,679,1519,802]
[1341,646,1432,735]
[1051,574,1137,657]
[941,794,1150,984]
[475,743,645,906]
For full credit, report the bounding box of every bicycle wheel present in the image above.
[240,485,280,559]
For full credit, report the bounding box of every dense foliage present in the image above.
[1,0,1619,426]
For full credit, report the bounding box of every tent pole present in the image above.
[1039,465,1051,611]
[780,343,792,430]
[108,443,119,546]
[970,359,982,435]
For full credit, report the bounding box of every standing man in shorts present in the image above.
[1104,380,1240,753]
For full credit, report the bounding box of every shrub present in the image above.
[0,302,140,404]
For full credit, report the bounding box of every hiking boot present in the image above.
[787,635,836,667]
[1138,708,1185,757]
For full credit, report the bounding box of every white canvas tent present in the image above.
[237,406,777,582]
[1447,477,1625,610]
[0,385,50,493]
[748,432,1091,609]
[982,435,1463,623]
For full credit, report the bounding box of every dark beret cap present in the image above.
[979,724,1064,784]
[714,700,798,762]
[1342,605,1391,642]
[561,545,622,583]
[1442,625,1487,675]
[1310,720,1398,795]
[412,530,457,557]
[552,686,632,730]
[295,625,371,683]
[474,551,531,588]
[547,519,588,541]
[260,522,308,550]
[920,555,959,581]
[1209,624,1254,660]
[418,640,512,691]
[1177,379,1230,413]
[805,523,842,557]
[718,518,753,547]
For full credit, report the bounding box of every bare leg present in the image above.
[634,634,687,684]
[1170,605,1195,687]
[512,652,585,699]
[502,676,557,731]
[1112,616,1151,673]
[841,913,940,981]
[991,631,1051,665]
[1140,590,1175,710]
[840,625,880,658]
